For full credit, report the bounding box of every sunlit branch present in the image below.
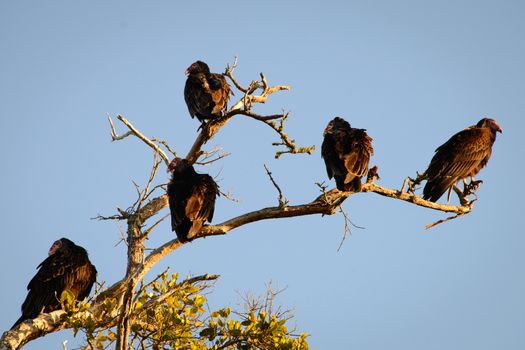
[108,115,170,166]
[263,164,287,208]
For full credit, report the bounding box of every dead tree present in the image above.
[1,58,475,350]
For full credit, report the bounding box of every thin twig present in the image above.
[151,138,178,158]
[425,213,465,229]
[336,205,365,252]
[92,213,127,221]
[141,214,169,240]
[194,146,231,166]
[109,115,170,166]
[137,153,162,211]
[264,164,287,208]
[218,189,241,203]
[336,206,351,252]
[315,182,332,206]
[224,56,247,92]
[108,115,133,140]
[143,183,168,203]
[241,110,288,122]
[267,114,315,159]
[195,152,231,166]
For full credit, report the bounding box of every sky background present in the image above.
[1,1,524,349]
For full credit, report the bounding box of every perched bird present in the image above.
[167,157,219,242]
[422,117,502,202]
[12,238,97,329]
[321,117,374,191]
[184,60,232,123]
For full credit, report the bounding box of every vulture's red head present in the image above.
[48,239,62,256]
[185,61,210,76]
[478,118,502,133]
[167,157,182,173]
[167,157,194,175]
[324,117,351,136]
[48,238,74,256]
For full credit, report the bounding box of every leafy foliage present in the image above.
[68,271,308,350]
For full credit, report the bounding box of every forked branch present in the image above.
[108,115,170,166]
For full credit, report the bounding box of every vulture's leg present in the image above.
[400,177,409,193]
[453,184,469,206]
[446,186,453,203]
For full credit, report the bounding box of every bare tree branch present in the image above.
[140,214,169,240]
[136,153,162,212]
[92,213,127,221]
[361,182,472,215]
[150,137,178,158]
[99,181,476,316]
[0,313,66,350]
[108,114,133,140]
[336,205,365,252]
[235,109,316,159]
[224,56,246,92]
[425,213,465,229]
[194,146,231,166]
[218,188,241,203]
[263,164,287,208]
[108,115,170,166]
[240,110,287,122]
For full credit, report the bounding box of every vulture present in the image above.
[167,157,219,243]
[321,117,374,191]
[12,238,97,329]
[422,117,502,202]
[184,60,232,123]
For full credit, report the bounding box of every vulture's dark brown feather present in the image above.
[167,158,219,242]
[184,61,232,123]
[321,117,374,191]
[12,238,97,329]
[422,118,502,202]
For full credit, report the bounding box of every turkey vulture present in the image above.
[12,238,97,329]
[321,117,374,191]
[167,157,219,242]
[422,118,502,202]
[184,60,232,123]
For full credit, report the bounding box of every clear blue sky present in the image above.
[1,1,524,349]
